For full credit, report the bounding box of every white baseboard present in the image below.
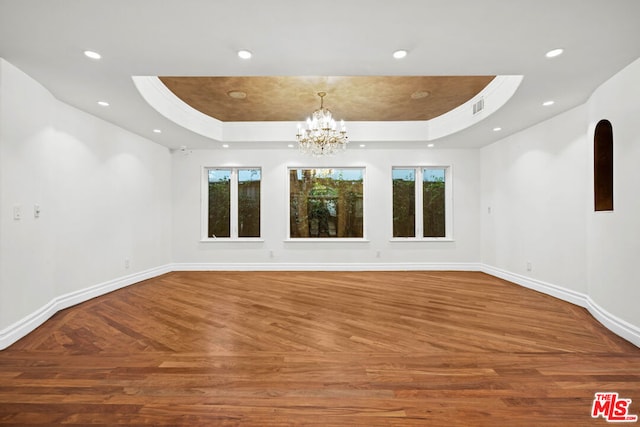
[172,262,483,272]
[586,296,640,348]
[480,265,589,308]
[0,264,172,350]
[480,264,640,347]
[0,262,478,350]
[2,262,638,349]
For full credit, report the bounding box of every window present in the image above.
[392,167,450,239]
[423,168,446,237]
[204,168,261,239]
[594,119,613,211]
[289,168,364,238]
[392,169,415,237]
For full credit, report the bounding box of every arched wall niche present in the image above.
[594,119,613,212]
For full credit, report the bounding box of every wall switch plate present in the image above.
[34,204,41,218]
[13,206,22,220]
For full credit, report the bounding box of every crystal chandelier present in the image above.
[296,92,348,156]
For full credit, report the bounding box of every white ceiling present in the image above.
[1,0,639,150]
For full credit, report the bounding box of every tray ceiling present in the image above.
[159,76,495,122]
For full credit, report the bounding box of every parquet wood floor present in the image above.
[0,271,638,426]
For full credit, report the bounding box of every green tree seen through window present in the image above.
[289,168,364,238]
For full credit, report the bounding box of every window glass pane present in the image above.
[238,169,261,237]
[208,169,231,238]
[392,168,416,237]
[423,168,446,237]
[290,168,364,238]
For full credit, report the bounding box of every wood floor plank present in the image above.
[0,271,639,425]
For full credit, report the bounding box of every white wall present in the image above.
[0,59,173,345]
[0,59,57,330]
[480,105,589,297]
[587,57,640,336]
[480,56,640,345]
[172,147,481,269]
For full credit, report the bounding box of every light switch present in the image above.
[34,204,41,218]
[13,205,22,220]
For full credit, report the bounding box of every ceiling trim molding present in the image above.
[428,75,523,141]
[132,75,224,141]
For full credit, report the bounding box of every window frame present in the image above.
[390,165,453,241]
[201,166,263,242]
[286,166,367,241]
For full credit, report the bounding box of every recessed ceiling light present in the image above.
[153,129,162,134]
[393,49,408,59]
[84,50,101,60]
[227,90,247,99]
[359,144,366,148]
[411,91,430,100]
[545,48,564,58]
[222,144,229,148]
[97,101,109,107]
[427,143,435,148]
[287,144,294,148]
[237,50,252,59]
[493,127,502,132]
[543,100,555,106]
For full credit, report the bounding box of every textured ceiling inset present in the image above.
[158,76,496,122]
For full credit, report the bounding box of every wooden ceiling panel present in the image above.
[159,76,495,122]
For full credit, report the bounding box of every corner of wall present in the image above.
[0,264,172,350]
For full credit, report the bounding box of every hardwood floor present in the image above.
[0,271,638,426]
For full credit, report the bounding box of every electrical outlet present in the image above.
[125,259,131,269]
[526,261,532,272]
